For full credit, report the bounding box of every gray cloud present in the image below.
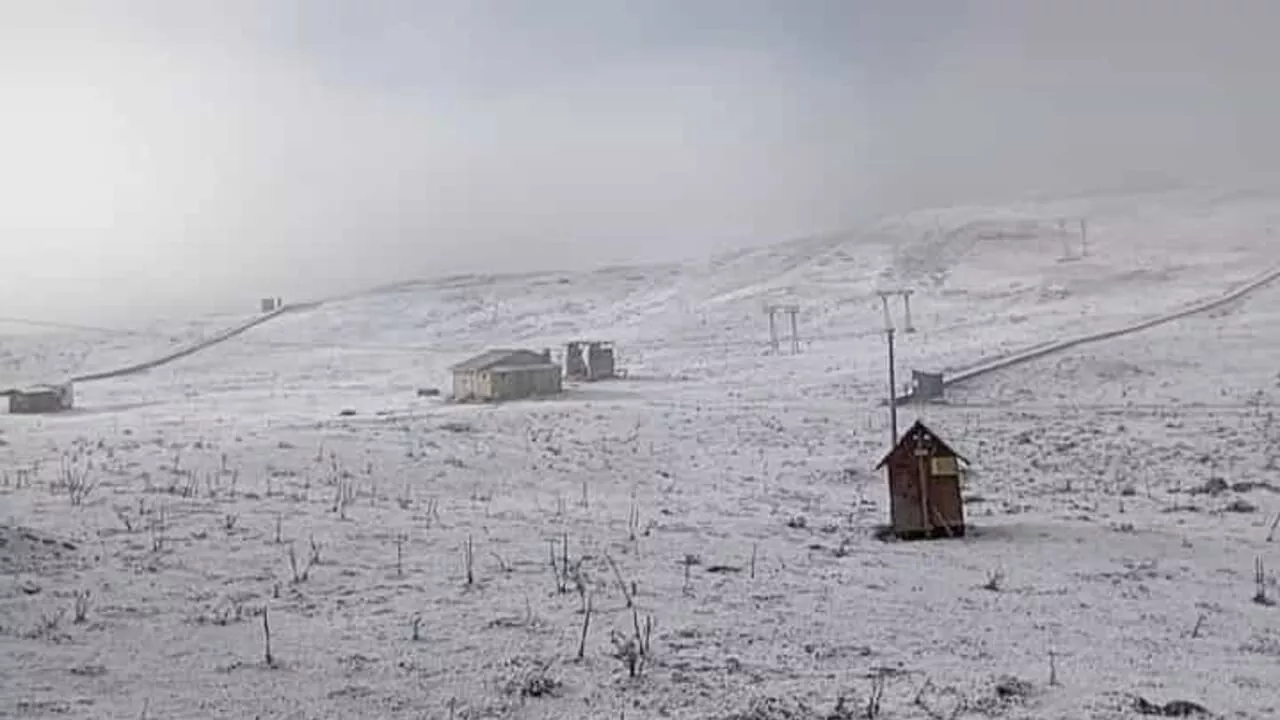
[2,1,1278,324]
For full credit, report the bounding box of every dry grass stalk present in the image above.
[604,552,634,608]
[1189,613,1207,638]
[682,554,697,597]
[577,594,593,661]
[551,535,581,595]
[149,505,167,552]
[464,535,474,586]
[394,533,407,577]
[60,453,98,506]
[262,607,275,667]
[866,672,887,718]
[490,551,511,573]
[627,501,640,542]
[982,568,1005,592]
[73,590,91,624]
[288,544,311,583]
[309,535,323,566]
[1255,557,1274,606]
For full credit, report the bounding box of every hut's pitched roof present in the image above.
[875,419,969,469]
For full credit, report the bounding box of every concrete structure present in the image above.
[6,383,74,414]
[565,341,588,378]
[876,420,968,540]
[565,341,617,381]
[450,349,562,402]
[910,370,946,402]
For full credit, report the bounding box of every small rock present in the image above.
[1224,499,1257,513]
[994,675,1034,699]
[1133,696,1211,717]
[1191,478,1229,496]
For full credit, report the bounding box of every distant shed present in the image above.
[911,370,946,402]
[450,349,562,402]
[6,383,75,414]
[564,340,617,381]
[876,420,967,540]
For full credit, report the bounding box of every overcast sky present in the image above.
[3,1,1280,324]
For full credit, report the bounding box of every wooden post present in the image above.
[916,441,931,534]
[886,328,898,448]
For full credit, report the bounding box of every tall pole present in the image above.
[886,327,898,447]
[788,308,800,355]
[766,306,778,354]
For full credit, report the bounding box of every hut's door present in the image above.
[928,474,964,529]
[890,458,928,533]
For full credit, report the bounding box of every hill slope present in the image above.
[2,188,1279,719]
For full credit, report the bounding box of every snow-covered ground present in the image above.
[3,188,1280,719]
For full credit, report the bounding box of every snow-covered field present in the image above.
[3,189,1280,719]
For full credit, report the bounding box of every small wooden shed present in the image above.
[6,383,75,414]
[876,420,968,540]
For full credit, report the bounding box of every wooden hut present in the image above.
[875,420,967,540]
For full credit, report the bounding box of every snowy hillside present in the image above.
[2,188,1280,719]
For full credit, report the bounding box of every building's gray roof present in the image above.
[451,349,554,372]
[12,385,65,396]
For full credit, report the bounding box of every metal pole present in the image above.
[766,307,778,354]
[887,327,898,447]
[789,309,799,355]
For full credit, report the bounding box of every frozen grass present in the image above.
[2,189,1280,718]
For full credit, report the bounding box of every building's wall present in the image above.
[10,392,63,414]
[452,371,494,401]
[587,346,615,379]
[888,449,965,536]
[491,366,562,401]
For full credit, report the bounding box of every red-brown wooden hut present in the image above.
[875,420,968,540]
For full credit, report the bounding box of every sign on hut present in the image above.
[875,420,967,540]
